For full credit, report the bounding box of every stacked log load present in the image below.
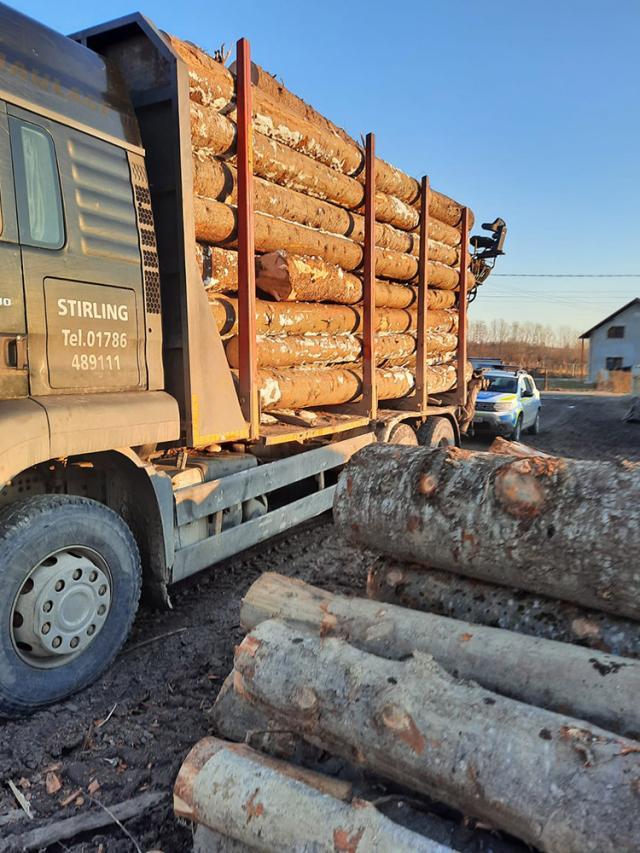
[166,33,474,410]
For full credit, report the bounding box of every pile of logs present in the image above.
[168,33,474,410]
[175,572,640,852]
[174,440,640,851]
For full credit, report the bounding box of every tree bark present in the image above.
[255,251,457,308]
[193,157,460,254]
[190,103,469,231]
[174,736,445,853]
[195,244,239,292]
[195,244,457,309]
[366,561,640,660]
[194,198,466,287]
[489,436,553,457]
[209,296,457,338]
[334,444,640,620]
[225,331,457,369]
[170,32,472,226]
[255,362,467,410]
[234,619,640,853]
[240,572,640,737]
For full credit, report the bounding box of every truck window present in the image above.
[9,118,64,250]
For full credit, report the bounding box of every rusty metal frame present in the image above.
[236,37,260,440]
[361,132,377,418]
[456,207,470,407]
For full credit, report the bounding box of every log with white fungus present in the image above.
[194,197,465,287]
[241,572,640,737]
[225,331,457,369]
[209,295,458,338]
[254,361,468,411]
[192,157,460,255]
[170,32,472,226]
[334,444,640,620]
[234,618,640,853]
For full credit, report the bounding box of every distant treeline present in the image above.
[469,320,585,376]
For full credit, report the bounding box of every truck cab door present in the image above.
[8,105,147,397]
[0,102,28,398]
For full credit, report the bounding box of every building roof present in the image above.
[579,298,640,339]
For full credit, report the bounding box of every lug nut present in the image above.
[98,584,107,596]
[72,569,82,581]
[89,571,98,582]
[97,605,106,616]
[55,580,65,592]
[42,622,51,635]
[43,600,53,613]
[52,636,62,649]
[87,625,95,636]
[70,637,79,649]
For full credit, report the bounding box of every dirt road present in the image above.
[0,392,637,851]
[468,391,640,461]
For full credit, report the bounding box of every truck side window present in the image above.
[9,118,64,250]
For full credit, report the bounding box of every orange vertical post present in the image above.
[456,207,470,407]
[362,132,377,417]
[414,176,430,410]
[236,37,259,439]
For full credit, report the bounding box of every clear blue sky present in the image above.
[12,0,640,333]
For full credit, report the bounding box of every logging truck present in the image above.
[0,4,503,715]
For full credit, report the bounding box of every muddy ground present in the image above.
[0,392,637,851]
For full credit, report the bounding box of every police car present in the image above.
[473,369,541,441]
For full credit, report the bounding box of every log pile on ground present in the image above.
[175,569,640,851]
[170,33,474,410]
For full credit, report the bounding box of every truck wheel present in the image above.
[416,417,456,448]
[528,411,541,435]
[387,423,418,445]
[511,415,523,441]
[0,495,141,717]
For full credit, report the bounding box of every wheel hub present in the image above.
[12,549,111,666]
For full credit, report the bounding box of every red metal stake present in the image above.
[414,176,430,410]
[362,132,377,418]
[456,207,470,408]
[236,37,259,439]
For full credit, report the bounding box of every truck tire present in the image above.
[0,495,141,717]
[416,417,456,448]
[386,422,418,445]
[528,411,541,435]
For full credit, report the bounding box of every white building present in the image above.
[580,298,640,383]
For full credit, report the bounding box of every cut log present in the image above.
[210,296,457,338]
[241,572,640,737]
[255,251,457,308]
[194,825,251,853]
[255,362,468,410]
[194,244,239,292]
[194,198,466,287]
[489,436,553,457]
[334,444,640,620]
[225,331,457,369]
[234,619,640,853]
[194,155,423,234]
[212,672,319,765]
[367,561,640,660]
[170,33,471,225]
[193,158,459,257]
[189,103,470,231]
[174,737,446,853]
